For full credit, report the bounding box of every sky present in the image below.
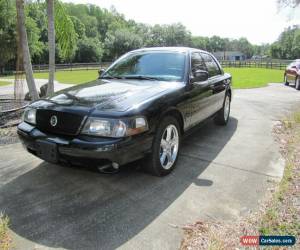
[65,0,300,45]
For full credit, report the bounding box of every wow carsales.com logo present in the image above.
[240,236,296,246]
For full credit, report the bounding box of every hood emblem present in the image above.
[50,115,58,127]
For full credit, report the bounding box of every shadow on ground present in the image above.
[0,118,237,250]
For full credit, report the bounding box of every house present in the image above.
[213,51,246,61]
[251,55,269,60]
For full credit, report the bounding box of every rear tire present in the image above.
[295,77,300,90]
[144,116,181,176]
[214,92,231,126]
[284,75,289,86]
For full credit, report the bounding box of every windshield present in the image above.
[102,51,186,82]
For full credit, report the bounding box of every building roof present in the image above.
[213,51,245,56]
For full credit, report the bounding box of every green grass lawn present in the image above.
[0,80,12,86]
[0,68,284,89]
[224,68,283,89]
[33,70,99,84]
[0,70,98,85]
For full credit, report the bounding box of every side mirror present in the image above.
[98,68,106,78]
[191,70,209,83]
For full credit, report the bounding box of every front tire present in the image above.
[284,75,289,86]
[295,77,300,90]
[144,116,181,176]
[214,92,231,126]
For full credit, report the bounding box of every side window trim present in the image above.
[199,52,208,72]
[210,54,223,75]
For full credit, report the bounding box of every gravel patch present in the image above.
[0,109,23,145]
[0,127,19,145]
[0,97,28,113]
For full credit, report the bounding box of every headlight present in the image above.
[81,117,148,137]
[23,108,36,125]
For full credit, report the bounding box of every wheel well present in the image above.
[162,109,184,135]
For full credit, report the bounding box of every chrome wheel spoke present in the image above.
[160,151,167,165]
[170,138,178,146]
[166,127,172,141]
[159,124,179,170]
[166,151,172,163]
[161,139,168,149]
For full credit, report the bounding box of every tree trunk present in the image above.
[47,0,55,95]
[16,0,39,101]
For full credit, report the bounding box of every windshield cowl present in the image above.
[101,75,162,81]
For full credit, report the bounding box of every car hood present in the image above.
[32,79,184,113]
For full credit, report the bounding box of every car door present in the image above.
[287,63,297,82]
[185,52,214,128]
[200,52,226,113]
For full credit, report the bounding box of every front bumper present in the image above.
[17,122,153,166]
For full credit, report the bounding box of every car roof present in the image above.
[130,47,207,54]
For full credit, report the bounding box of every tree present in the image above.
[270,42,284,58]
[104,28,143,59]
[236,38,254,58]
[70,16,85,39]
[75,37,103,62]
[280,26,298,58]
[54,1,77,60]
[269,26,300,59]
[291,29,300,57]
[46,0,77,95]
[16,0,39,100]
[209,36,226,52]
[0,0,16,73]
[26,1,47,63]
[164,23,192,46]
[47,0,55,95]
[147,23,191,47]
[252,44,271,56]
[3,0,299,74]
[191,36,210,50]
[278,0,300,8]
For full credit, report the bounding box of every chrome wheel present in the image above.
[224,95,230,121]
[159,124,179,170]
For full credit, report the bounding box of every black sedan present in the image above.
[18,47,232,176]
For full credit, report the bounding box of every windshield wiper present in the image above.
[100,75,124,79]
[122,75,160,81]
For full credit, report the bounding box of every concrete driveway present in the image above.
[0,84,299,250]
